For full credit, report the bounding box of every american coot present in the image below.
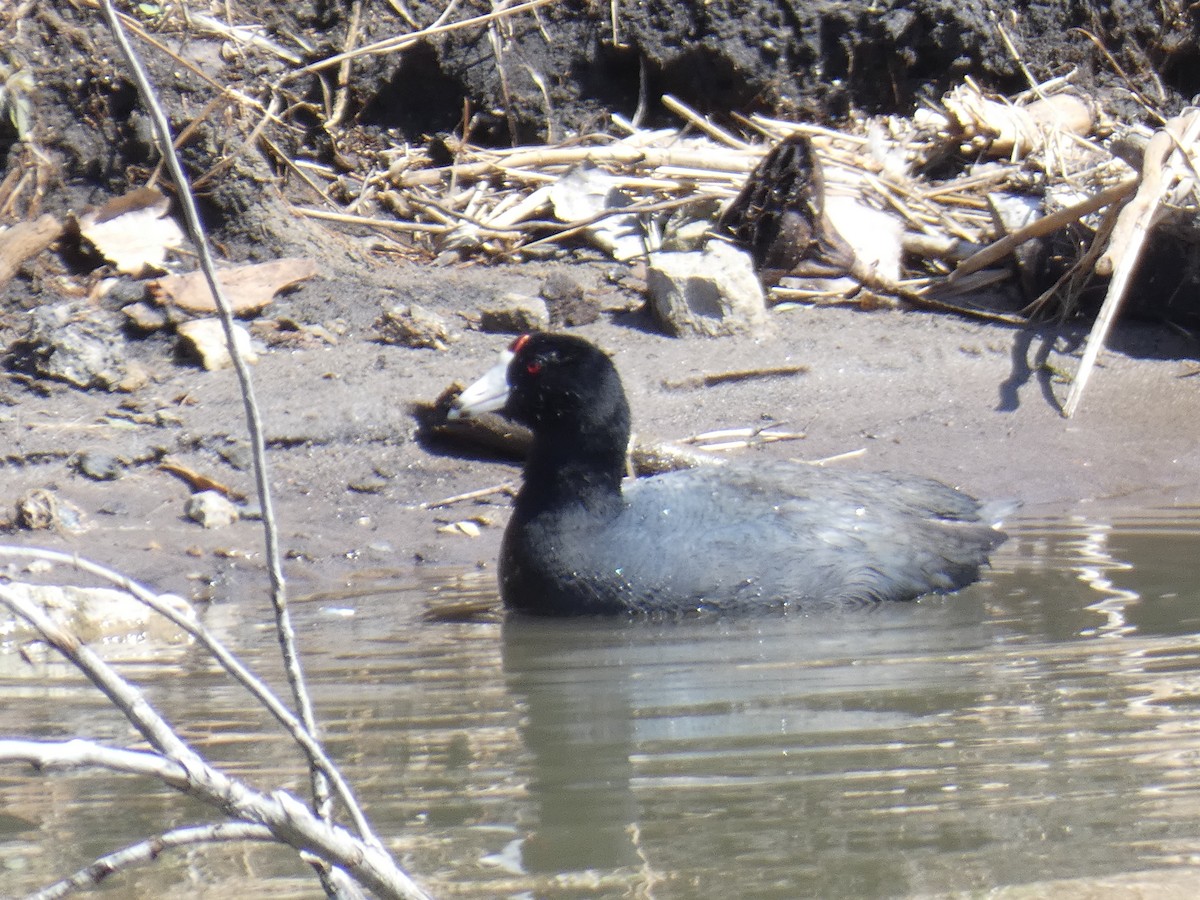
[450,332,1011,616]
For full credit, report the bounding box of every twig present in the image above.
[26,821,276,900]
[99,0,326,842]
[1022,197,1121,319]
[186,11,304,65]
[946,177,1138,282]
[0,588,433,900]
[0,547,379,853]
[193,93,285,193]
[285,0,560,79]
[329,0,364,128]
[681,429,808,452]
[660,364,808,389]
[421,482,516,509]
[992,12,1041,95]
[105,8,269,116]
[661,94,751,149]
[294,205,454,233]
[1071,28,1168,123]
[803,448,869,465]
[158,460,247,501]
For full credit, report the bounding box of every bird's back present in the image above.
[500,460,1009,616]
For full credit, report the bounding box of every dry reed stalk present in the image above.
[1063,107,1200,417]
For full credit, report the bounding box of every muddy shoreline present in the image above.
[3,254,1198,605]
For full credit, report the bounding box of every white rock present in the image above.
[646,240,768,337]
[548,164,645,260]
[185,490,240,529]
[177,318,258,370]
[824,195,903,282]
[478,293,551,334]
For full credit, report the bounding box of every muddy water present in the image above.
[4,510,1200,897]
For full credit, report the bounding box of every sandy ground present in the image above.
[2,256,1198,606]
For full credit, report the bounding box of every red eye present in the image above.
[525,359,542,376]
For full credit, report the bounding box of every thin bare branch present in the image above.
[0,589,433,900]
[96,0,324,821]
[0,739,187,785]
[0,545,379,849]
[27,822,275,900]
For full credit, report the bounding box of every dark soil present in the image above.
[2,2,1200,604]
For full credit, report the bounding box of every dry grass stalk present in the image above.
[1063,107,1200,417]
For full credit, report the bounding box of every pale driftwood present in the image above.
[391,142,758,189]
[935,84,1097,157]
[359,76,1141,328]
[677,428,809,453]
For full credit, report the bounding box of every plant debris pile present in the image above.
[3,2,1200,361]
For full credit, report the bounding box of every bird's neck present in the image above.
[516,432,628,519]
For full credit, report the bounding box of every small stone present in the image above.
[438,520,482,538]
[113,361,150,393]
[0,583,191,645]
[177,319,258,371]
[541,273,599,326]
[15,489,87,533]
[76,451,123,481]
[348,476,388,494]
[478,293,550,334]
[122,301,169,332]
[374,304,455,349]
[646,240,769,337]
[185,490,239,529]
[212,439,252,471]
